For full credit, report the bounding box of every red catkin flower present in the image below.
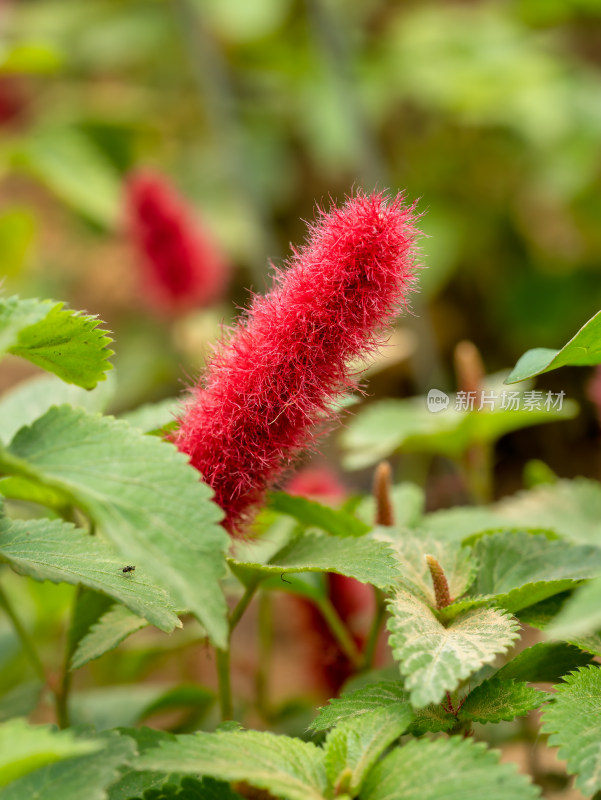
[175,192,420,534]
[125,170,229,314]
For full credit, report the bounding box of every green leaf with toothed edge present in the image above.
[541,666,601,796]
[466,530,601,613]
[387,589,520,708]
[324,706,414,796]
[71,602,149,670]
[230,533,400,590]
[360,737,541,800]
[458,678,547,724]
[0,719,101,788]
[547,575,601,639]
[0,372,115,445]
[0,405,229,647]
[0,296,113,389]
[311,682,411,732]
[494,642,595,683]
[268,491,370,537]
[0,730,136,800]
[103,727,185,800]
[0,514,179,633]
[517,594,601,657]
[506,310,601,383]
[494,478,601,545]
[310,681,454,737]
[133,729,329,800]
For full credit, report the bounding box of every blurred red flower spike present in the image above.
[125,170,230,314]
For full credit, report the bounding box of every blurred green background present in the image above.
[1,0,601,470]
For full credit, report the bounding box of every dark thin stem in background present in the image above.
[0,580,46,685]
[172,0,279,287]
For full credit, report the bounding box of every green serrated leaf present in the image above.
[107,727,182,800]
[71,602,148,670]
[407,703,456,736]
[547,575,601,639]
[0,730,136,800]
[230,533,399,590]
[361,737,541,800]
[0,515,180,633]
[0,297,113,389]
[67,587,114,666]
[387,590,519,708]
[495,479,601,545]
[495,642,595,683]
[0,719,101,788]
[470,530,601,612]
[310,681,410,732]
[542,665,601,796]
[506,310,601,383]
[0,406,229,647]
[324,706,413,796]
[268,492,370,537]
[518,594,601,657]
[458,678,547,724]
[0,373,115,444]
[134,730,328,800]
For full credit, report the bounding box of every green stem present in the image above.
[316,596,362,669]
[214,581,261,723]
[55,662,71,730]
[464,441,493,504]
[0,581,46,684]
[229,581,259,631]
[362,588,386,671]
[216,647,233,721]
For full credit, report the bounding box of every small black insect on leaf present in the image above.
[122,565,136,574]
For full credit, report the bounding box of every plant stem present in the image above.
[55,662,71,730]
[464,441,493,504]
[0,581,46,684]
[216,647,233,721]
[229,581,259,631]
[362,588,386,671]
[172,0,279,287]
[214,581,261,723]
[316,596,362,669]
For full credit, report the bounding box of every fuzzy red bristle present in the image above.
[175,191,420,534]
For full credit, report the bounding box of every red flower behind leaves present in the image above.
[175,192,420,534]
[125,170,229,314]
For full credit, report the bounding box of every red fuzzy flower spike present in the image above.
[176,192,420,534]
[125,170,229,314]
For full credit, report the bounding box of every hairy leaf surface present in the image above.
[360,737,540,799]
[0,296,113,389]
[542,665,601,796]
[388,590,519,707]
[0,406,229,646]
